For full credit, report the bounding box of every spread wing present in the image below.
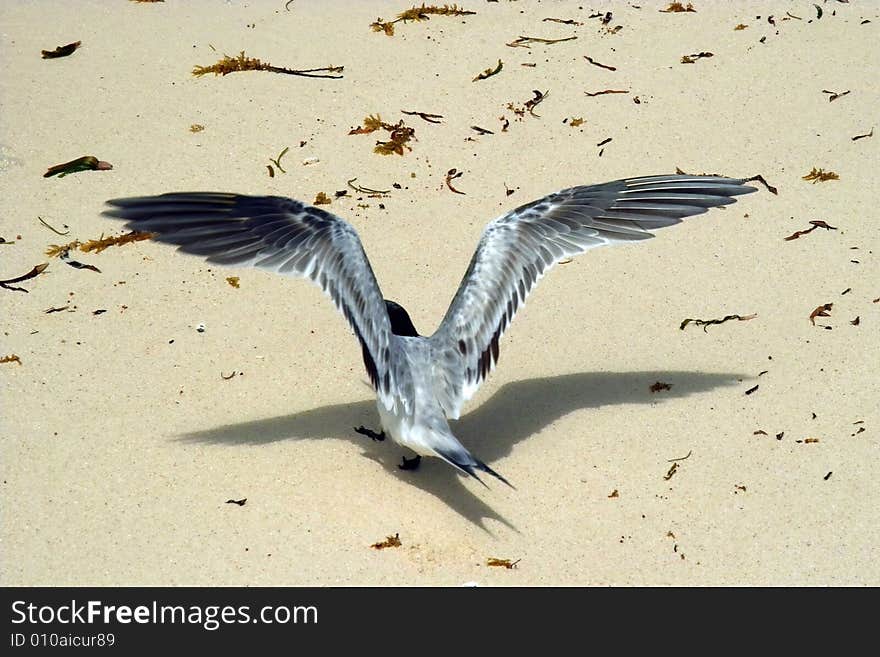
[103,192,401,411]
[429,174,757,418]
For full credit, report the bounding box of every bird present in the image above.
[103,173,756,487]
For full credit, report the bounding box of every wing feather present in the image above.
[429,174,756,418]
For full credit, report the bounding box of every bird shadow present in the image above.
[178,370,744,530]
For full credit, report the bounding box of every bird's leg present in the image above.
[398,455,421,471]
[354,425,385,442]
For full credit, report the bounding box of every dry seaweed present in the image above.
[734,23,748,30]
[1,263,49,293]
[41,41,81,59]
[269,146,289,173]
[569,117,584,127]
[487,557,520,569]
[543,17,582,26]
[851,127,873,141]
[445,168,466,195]
[38,216,69,236]
[371,533,402,550]
[45,305,71,314]
[650,381,672,393]
[681,52,713,64]
[471,125,494,135]
[809,303,833,325]
[61,254,100,273]
[47,231,155,258]
[192,52,343,79]
[850,316,860,326]
[226,276,240,288]
[608,489,619,498]
[660,2,695,12]
[401,110,444,124]
[473,59,503,82]
[753,429,768,435]
[824,472,833,481]
[44,156,112,178]
[822,89,850,102]
[584,55,616,71]
[350,115,416,156]
[667,450,693,462]
[783,220,837,241]
[221,371,237,380]
[803,167,839,183]
[507,35,576,48]
[680,313,757,331]
[1,354,22,365]
[92,309,107,316]
[585,89,628,97]
[802,438,820,444]
[190,124,205,133]
[347,178,391,195]
[225,498,247,506]
[744,384,759,395]
[313,192,332,205]
[742,174,778,194]
[371,4,475,36]
[596,137,612,147]
[663,462,679,480]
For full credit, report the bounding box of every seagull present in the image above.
[103,174,756,487]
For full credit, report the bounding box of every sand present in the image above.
[1,1,877,586]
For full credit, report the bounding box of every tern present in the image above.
[104,174,755,486]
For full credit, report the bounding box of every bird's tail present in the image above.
[433,442,514,489]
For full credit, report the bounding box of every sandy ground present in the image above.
[1,1,877,586]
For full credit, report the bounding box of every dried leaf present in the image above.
[44,156,112,178]
[226,276,240,288]
[0,262,49,293]
[734,23,748,30]
[569,117,584,127]
[445,168,466,195]
[41,41,81,59]
[473,59,503,82]
[313,192,332,205]
[809,303,833,325]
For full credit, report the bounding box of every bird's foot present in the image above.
[354,425,385,442]
[398,455,421,471]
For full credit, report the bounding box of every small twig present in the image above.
[347,178,390,195]
[851,127,873,141]
[269,146,289,173]
[822,89,850,102]
[507,35,577,48]
[667,450,693,462]
[742,173,778,195]
[584,55,616,71]
[401,110,444,124]
[38,216,69,236]
[585,89,628,97]
[221,371,237,380]
[680,313,757,332]
[0,262,49,292]
[783,220,837,241]
[471,125,494,135]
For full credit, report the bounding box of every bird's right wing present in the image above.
[103,192,403,411]
[429,174,756,418]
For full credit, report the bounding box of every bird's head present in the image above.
[384,300,419,337]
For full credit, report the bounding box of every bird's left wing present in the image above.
[103,192,401,410]
[429,174,756,418]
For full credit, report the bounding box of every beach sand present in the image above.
[1,1,877,585]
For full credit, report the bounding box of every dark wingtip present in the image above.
[436,445,515,489]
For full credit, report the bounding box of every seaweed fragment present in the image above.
[313,192,332,205]
[569,117,584,127]
[679,313,757,332]
[350,115,416,156]
[190,124,205,133]
[660,2,695,12]
[401,110,444,123]
[680,52,713,64]
[783,220,837,241]
[226,276,240,288]
[445,168,466,195]
[38,216,69,236]
[61,253,101,273]
[742,174,778,194]
[543,17,582,26]
[822,89,850,102]
[1,263,49,293]
[371,533,402,550]
[192,52,343,79]
[507,35,577,48]
[471,125,494,135]
[734,24,748,30]
[596,137,612,147]
[225,498,247,506]
[1,355,22,365]
[46,231,154,258]
[347,178,391,195]
[585,89,628,97]
[650,381,672,393]
[663,462,679,480]
[371,4,475,36]
[473,59,503,82]
[44,156,112,178]
[584,55,616,71]
[850,316,860,326]
[487,557,520,569]
[802,167,839,183]
[608,489,619,498]
[744,384,759,395]
[269,146,289,173]
[809,303,833,325]
[41,41,81,59]
[851,127,873,141]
